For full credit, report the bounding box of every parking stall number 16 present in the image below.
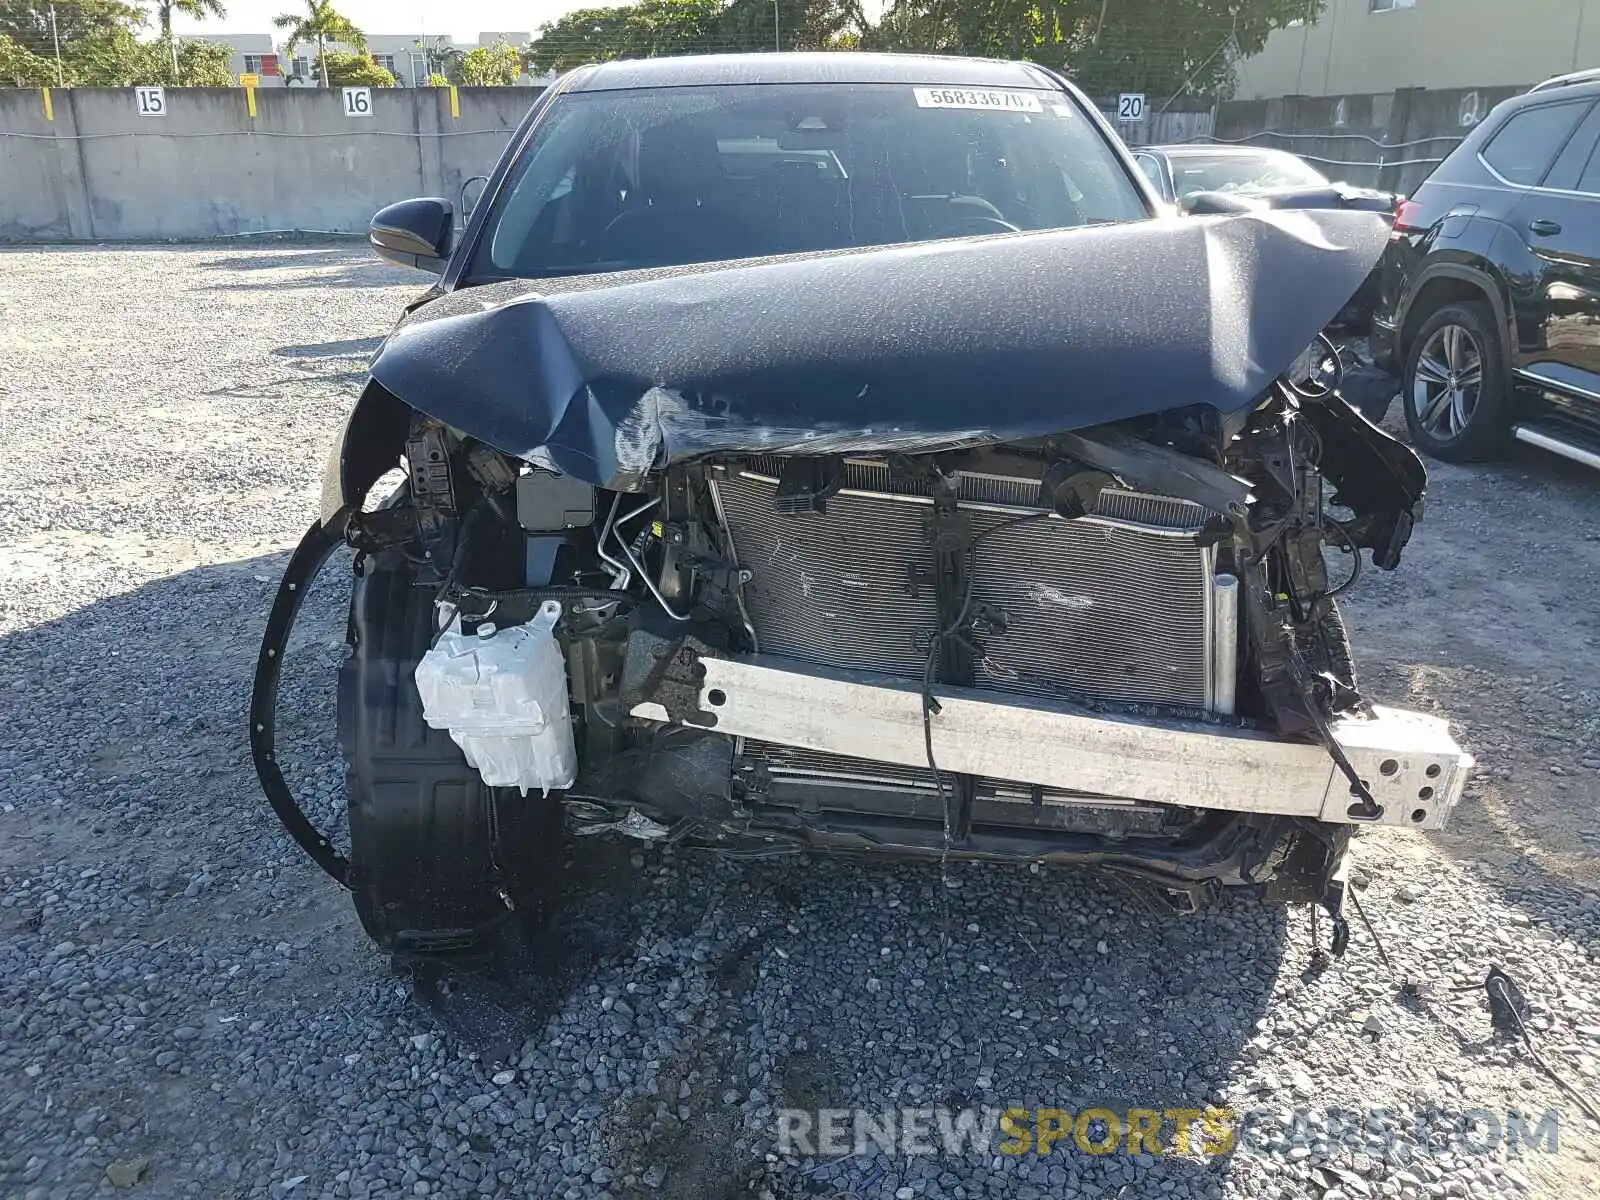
[343,87,373,118]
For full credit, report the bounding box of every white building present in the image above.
[182,28,555,88]
[184,32,288,85]
[270,31,542,88]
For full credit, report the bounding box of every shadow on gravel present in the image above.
[407,836,665,1066]
[200,340,379,399]
[1343,438,1600,946]
[204,266,421,292]
[0,549,1297,1200]
[194,247,370,272]
[0,545,664,1053]
[662,858,1292,1200]
[272,336,385,360]
[171,245,427,292]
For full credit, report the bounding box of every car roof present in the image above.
[567,52,1061,92]
[1527,68,1600,95]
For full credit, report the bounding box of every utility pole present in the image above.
[49,2,63,87]
[773,0,780,51]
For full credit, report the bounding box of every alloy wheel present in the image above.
[1411,323,1483,440]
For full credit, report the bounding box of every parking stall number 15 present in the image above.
[135,86,166,117]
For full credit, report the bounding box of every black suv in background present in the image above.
[1371,69,1600,468]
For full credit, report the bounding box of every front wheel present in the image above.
[1401,301,1510,462]
[337,551,563,956]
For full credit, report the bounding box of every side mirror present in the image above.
[369,197,453,273]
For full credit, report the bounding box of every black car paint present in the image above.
[1134,145,1392,330]
[344,57,1389,510]
[1370,81,1600,446]
[361,209,1390,492]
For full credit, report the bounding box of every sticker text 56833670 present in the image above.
[912,88,1043,113]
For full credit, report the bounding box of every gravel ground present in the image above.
[2,244,1599,1200]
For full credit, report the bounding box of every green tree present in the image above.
[714,0,863,52]
[414,34,463,84]
[274,0,366,87]
[526,0,868,72]
[457,38,522,86]
[0,0,142,84]
[134,35,234,84]
[148,0,225,37]
[146,0,227,77]
[0,0,231,85]
[59,26,233,84]
[171,35,233,83]
[0,29,56,84]
[527,0,721,74]
[525,7,628,74]
[317,49,393,87]
[425,70,449,86]
[868,0,1318,100]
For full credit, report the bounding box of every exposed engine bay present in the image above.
[252,211,1471,952]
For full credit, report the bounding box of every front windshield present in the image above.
[475,82,1149,279]
[1169,151,1329,201]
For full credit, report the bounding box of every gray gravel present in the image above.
[2,244,1600,1200]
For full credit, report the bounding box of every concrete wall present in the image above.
[1233,0,1600,100]
[1097,106,1214,148]
[0,86,537,242]
[1212,83,1522,194]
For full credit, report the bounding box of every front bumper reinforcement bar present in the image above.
[631,654,1473,830]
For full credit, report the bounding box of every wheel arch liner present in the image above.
[320,384,413,525]
[250,511,356,886]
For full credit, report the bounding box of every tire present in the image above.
[336,551,563,956]
[1401,301,1510,462]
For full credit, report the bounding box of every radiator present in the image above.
[710,456,1222,711]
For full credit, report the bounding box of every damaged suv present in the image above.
[253,54,1471,958]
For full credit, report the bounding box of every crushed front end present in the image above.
[254,210,1471,952]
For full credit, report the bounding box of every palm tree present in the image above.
[274,0,367,88]
[414,35,464,85]
[152,0,228,38]
[149,0,228,77]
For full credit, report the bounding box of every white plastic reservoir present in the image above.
[414,600,578,796]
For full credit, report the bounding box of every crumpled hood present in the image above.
[370,208,1390,489]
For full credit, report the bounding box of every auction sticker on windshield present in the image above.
[913,88,1043,113]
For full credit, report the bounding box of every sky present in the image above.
[171,1,632,42]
